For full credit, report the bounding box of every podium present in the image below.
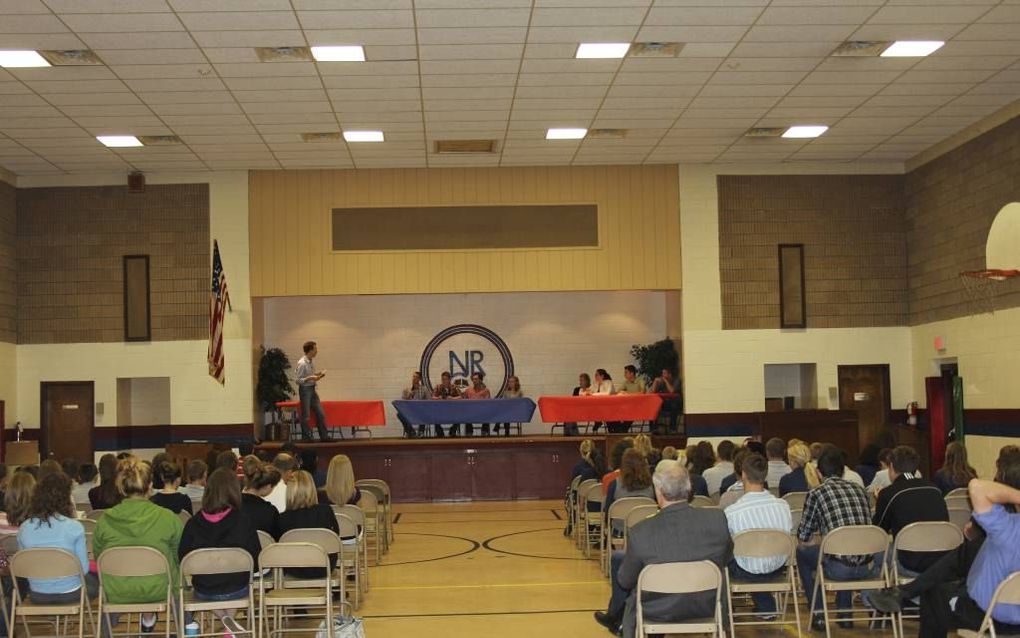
[6,441,39,466]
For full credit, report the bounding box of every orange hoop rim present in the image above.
[960,269,1020,281]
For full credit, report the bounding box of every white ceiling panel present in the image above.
[419,27,527,45]
[177,11,299,31]
[304,28,416,46]
[190,30,306,48]
[0,14,70,33]
[79,31,195,48]
[415,8,529,28]
[59,12,183,32]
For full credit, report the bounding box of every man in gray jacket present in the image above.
[595,459,733,637]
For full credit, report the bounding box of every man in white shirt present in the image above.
[704,440,736,496]
[266,453,297,513]
[178,460,207,500]
[765,437,792,488]
[725,453,793,617]
[295,340,333,441]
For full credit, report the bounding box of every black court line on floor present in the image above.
[481,527,589,561]
[361,608,601,619]
[375,531,480,566]
[393,513,402,524]
[550,509,562,520]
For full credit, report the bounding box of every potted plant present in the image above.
[256,346,293,440]
[629,338,680,385]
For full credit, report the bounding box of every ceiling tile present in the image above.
[296,10,414,29]
[178,11,299,30]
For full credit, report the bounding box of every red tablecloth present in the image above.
[537,394,664,423]
[275,400,387,427]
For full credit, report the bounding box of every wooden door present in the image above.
[837,365,891,459]
[430,450,472,501]
[41,382,94,462]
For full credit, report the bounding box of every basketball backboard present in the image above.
[986,202,1020,270]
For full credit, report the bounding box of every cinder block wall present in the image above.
[717,174,908,330]
[16,184,209,344]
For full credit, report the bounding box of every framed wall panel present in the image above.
[778,244,806,329]
[123,255,151,342]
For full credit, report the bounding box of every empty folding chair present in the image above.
[357,490,384,565]
[892,521,964,637]
[9,547,94,638]
[333,514,363,609]
[355,479,393,546]
[636,560,725,637]
[782,492,808,511]
[334,505,369,592]
[258,542,339,638]
[582,483,604,559]
[97,546,178,638]
[278,528,345,608]
[726,530,801,638]
[957,571,1020,638]
[178,548,255,638]
[573,479,597,548]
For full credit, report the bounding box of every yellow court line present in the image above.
[371,580,606,591]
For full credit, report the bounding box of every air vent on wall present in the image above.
[255,46,314,62]
[301,132,343,142]
[744,127,786,138]
[588,128,628,139]
[830,41,891,57]
[137,135,182,146]
[434,139,498,154]
[628,42,684,58]
[39,49,103,66]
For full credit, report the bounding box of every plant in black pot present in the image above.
[629,338,680,385]
[256,346,293,441]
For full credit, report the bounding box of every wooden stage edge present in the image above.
[255,434,606,449]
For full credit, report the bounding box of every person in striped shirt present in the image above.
[725,453,793,617]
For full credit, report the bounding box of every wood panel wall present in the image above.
[248,165,681,297]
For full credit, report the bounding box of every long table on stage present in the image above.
[392,398,537,424]
[275,400,386,438]
[537,394,665,422]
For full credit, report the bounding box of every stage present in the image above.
[256,434,686,502]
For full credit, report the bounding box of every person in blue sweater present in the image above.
[17,472,97,603]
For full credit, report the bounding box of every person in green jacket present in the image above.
[93,457,184,635]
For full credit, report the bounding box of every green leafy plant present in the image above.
[256,346,293,418]
[629,338,680,384]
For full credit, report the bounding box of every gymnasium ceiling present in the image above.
[1,0,1019,175]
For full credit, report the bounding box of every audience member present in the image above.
[744,440,766,457]
[399,371,431,438]
[495,375,523,436]
[689,441,716,477]
[724,453,793,617]
[1,472,35,531]
[17,472,97,604]
[661,446,678,461]
[780,440,816,496]
[178,468,261,612]
[432,371,462,438]
[867,448,895,495]
[150,462,193,515]
[934,441,978,495]
[704,440,736,496]
[632,434,661,467]
[300,450,325,488]
[796,446,877,631]
[179,460,208,500]
[571,440,607,482]
[719,447,749,497]
[266,453,297,513]
[463,371,492,437]
[215,450,239,473]
[88,453,123,511]
[149,453,171,489]
[873,445,949,574]
[618,365,646,394]
[324,454,361,506]
[602,439,634,496]
[605,450,655,534]
[593,459,732,638]
[60,458,79,481]
[18,465,39,479]
[719,449,751,510]
[856,444,882,488]
[0,463,9,505]
[72,463,98,505]
[765,437,792,487]
[240,457,280,539]
[277,470,339,578]
[38,459,62,481]
[93,458,184,635]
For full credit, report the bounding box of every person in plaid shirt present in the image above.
[796,445,882,631]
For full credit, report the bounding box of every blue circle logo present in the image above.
[420,324,515,396]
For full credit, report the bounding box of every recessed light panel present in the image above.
[311,46,366,62]
[0,50,50,68]
[880,41,944,57]
[782,126,828,139]
[575,43,631,59]
[97,135,142,148]
[546,128,587,140]
[343,130,384,142]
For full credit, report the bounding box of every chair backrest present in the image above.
[180,547,254,578]
[335,513,358,538]
[569,475,582,494]
[178,509,192,524]
[356,479,390,501]
[98,545,171,578]
[948,507,972,532]
[732,529,795,560]
[945,494,972,510]
[607,496,656,524]
[358,484,386,507]
[257,530,275,551]
[790,509,803,534]
[894,521,963,554]
[987,570,1020,607]
[820,525,889,558]
[945,487,968,499]
[638,560,721,595]
[625,504,658,530]
[336,504,365,527]
[782,492,808,510]
[81,518,98,534]
[258,542,329,571]
[358,489,379,511]
[11,547,83,580]
[279,527,341,554]
[577,479,598,496]
[690,495,715,508]
[584,483,604,506]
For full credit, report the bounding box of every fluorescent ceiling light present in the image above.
[782,125,828,139]
[343,130,384,142]
[97,135,142,148]
[311,45,365,62]
[576,42,631,59]
[546,128,587,140]
[0,50,50,68]
[880,40,944,57]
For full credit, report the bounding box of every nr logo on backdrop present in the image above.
[419,324,515,396]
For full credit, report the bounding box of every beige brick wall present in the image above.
[0,181,15,344]
[718,174,908,330]
[905,117,1020,324]
[16,184,209,344]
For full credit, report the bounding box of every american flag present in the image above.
[208,240,231,384]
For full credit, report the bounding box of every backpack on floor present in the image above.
[316,614,365,638]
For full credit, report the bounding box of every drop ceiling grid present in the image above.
[0,0,1014,172]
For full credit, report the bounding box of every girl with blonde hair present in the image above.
[324,454,360,506]
[277,471,339,578]
[779,440,820,495]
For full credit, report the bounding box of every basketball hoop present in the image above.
[959,269,1020,314]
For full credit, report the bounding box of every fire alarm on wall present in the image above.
[128,171,145,193]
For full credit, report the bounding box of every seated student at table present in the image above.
[587,368,620,433]
[463,372,492,437]
[617,365,646,432]
[495,375,523,437]
[564,373,592,436]
[649,367,682,434]
[399,371,431,438]
[432,371,463,438]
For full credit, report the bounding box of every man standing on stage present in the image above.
[295,340,333,442]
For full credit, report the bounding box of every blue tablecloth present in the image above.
[392,398,537,425]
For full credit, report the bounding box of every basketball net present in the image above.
[959,269,1020,314]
